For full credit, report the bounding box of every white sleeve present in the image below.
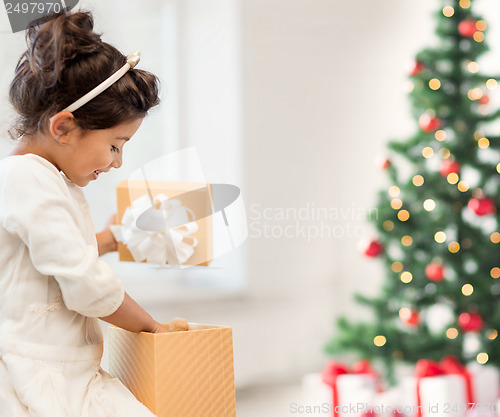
[0,158,124,318]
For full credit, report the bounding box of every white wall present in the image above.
[1,0,500,390]
[236,0,437,386]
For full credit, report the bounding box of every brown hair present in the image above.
[8,10,160,139]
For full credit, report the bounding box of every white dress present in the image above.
[0,154,156,417]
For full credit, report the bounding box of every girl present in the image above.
[0,10,168,417]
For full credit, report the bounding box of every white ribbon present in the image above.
[110,194,198,265]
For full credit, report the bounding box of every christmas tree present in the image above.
[325,0,500,381]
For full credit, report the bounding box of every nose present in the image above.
[110,152,122,169]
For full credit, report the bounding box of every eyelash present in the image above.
[111,145,120,153]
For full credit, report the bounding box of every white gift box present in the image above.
[370,385,404,417]
[302,372,378,417]
[467,363,499,406]
[301,373,334,416]
[467,363,499,417]
[336,374,378,417]
[401,375,468,417]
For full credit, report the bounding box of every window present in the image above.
[83,0,246,303]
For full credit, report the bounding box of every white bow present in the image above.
[110,194,198,265]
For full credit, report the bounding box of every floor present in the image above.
[235,381,311,417]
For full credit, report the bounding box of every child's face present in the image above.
[59,118,143,187]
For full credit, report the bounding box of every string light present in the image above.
[468,88,483,100]
[476,20,487,31]
[435,231,446,243]
[391,198,403,210]
[400,271,413,283]
[477,352,489,364]
[496,163,500,174]
[435,130,446,141]
[405,81,415,93]
[374,335,386,347]
[462,283,473,295]
[399,307,410,318]
[474,130,484,140]
[457,181,469,192]
[391,262,403,273]
[446,328,458,339]
[392,351,403,360]
[401,235,413,247]
[388,186,400,197]
[439,148,451,159]
[467,62,479,73]
[455,120,466,131]
[459,0,471,8]
[491,232,500,243]
[429,78,441,90]
[442,5,454,16]
[461,238,472,249]
[383,220,394,231]
[491,267,500,279]
[413,175,424,186]
[474,32,485,42]
[478,137,490,148]
[448,241,460,253]
[486,79,498,90]
[398,210,410,221]
[487,329,498,340]
[447,173,459,184]
[423,199,436,211]
[422,147,434,158]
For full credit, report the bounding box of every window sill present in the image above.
[101,248,247,307]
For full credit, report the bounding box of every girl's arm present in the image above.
[100,291,169,333]
[96,214,118,256]
[95,216,168,333]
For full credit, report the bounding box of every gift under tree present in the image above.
[325,0,500,382]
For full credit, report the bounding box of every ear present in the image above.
[49,111,76,143]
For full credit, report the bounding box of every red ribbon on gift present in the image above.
[415,356,474,417]
[440,355,474,409]
[322,360,379,417]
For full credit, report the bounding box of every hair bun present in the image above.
[25,11,102,87]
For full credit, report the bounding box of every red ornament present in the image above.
[467,196,496,216]
[376,156,391,170]
[425,263,445,282]
[410,60,425,77]
[419,113,442,133]
[458,311,484,332]
[359,239,383,257]
[401,309,420,327]
[439,159,460,177]
[458,19,478,38]
[479,95,490,105]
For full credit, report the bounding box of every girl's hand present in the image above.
[96,214,118,256]
[151,322,171,333]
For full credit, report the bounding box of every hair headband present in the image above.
[61,50,141,113]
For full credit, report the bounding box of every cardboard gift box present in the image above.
[115,180,213,266]
[108,323,236,417]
